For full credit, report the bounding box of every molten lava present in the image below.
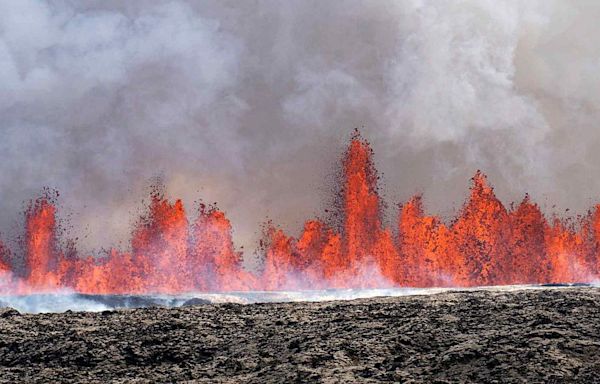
[0,131,599,294]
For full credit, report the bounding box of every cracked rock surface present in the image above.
[0,288,599,383]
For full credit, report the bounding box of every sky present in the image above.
[1,0,600,256]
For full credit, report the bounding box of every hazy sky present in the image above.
[1,1,600,255]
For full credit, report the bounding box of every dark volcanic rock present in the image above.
[0,308,19,318]
[182,298,211,307]
[0,288,599,383]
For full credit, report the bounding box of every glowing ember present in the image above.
[0,131,599,294]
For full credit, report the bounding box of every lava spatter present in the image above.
[0,132,598,294]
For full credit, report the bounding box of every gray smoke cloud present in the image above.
[1,0,599,257]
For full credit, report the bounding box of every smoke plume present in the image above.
[1,0,599,257]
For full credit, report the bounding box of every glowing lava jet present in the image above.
[0,131,599,294]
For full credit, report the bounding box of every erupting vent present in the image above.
[1,131,599,294]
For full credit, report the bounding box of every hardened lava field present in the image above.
[0,287,599,383]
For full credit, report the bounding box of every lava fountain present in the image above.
[1,130,599,295]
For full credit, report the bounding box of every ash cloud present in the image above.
[0,1,599,256]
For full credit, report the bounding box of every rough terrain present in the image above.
[0,288,599,383]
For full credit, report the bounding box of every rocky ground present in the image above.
[0,288,599,383]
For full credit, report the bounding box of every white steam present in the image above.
[2,285,595,314]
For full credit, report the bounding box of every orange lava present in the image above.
[0,131,599,294]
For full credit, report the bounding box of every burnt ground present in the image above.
[0,288,599,383]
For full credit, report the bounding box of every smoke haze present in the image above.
[1,0,599,256]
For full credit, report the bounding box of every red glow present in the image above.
[0,132,599,294]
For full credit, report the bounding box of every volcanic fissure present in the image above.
[1,131,599,294]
